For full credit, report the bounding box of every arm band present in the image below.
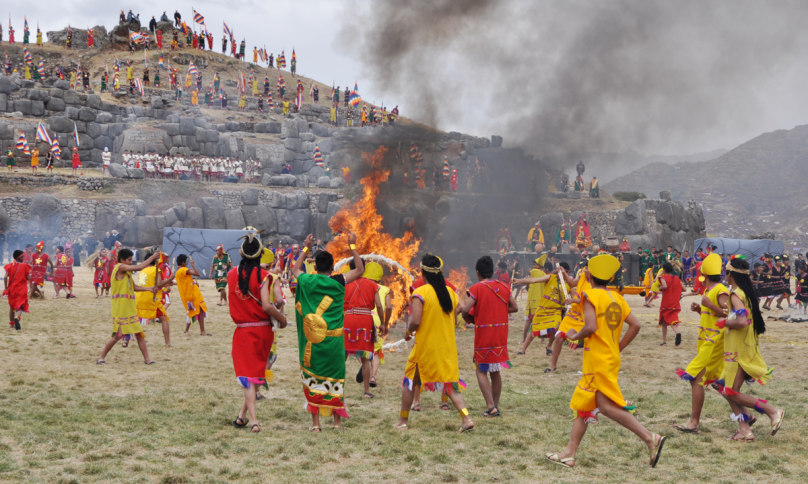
[350,244,357,251]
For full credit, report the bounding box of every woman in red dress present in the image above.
[71,147,81,175]
[94,248,110,298]
[53,245,75,299]
[658,262,683,346]
[4,250,31,330]
[229,232,287,433]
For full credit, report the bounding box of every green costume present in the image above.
[6,149,14,167]
[212,254,231,291]
[556,226,569,246]
[294,272,349,418]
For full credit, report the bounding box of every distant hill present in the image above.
[602,124,808,246]
[554,148,727,183]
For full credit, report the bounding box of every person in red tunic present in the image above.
[156,30,163,49]
[460,256,518,417]
[87,29,95,48]
[106,242,120,297]
[229,232,287,433]
[93,248,111,298]
[4,250,31,330]
[53,245,75,299]
[451,168,458,191]
[158,254,172,310]
[495,260,511,286]
[71,147,81,175]
[29,241,52,299]
[658,262,683,346]
[619,237,631,252]
[344,258,385,399]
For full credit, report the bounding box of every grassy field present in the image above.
[0,268,806,484]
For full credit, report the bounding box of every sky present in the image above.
[6,0,808,160]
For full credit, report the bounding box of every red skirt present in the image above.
[54,269,73,287]
[31,266,48,285]
[7,290,29,313]
[659,307,681,326]
[232,325,274,385]
[343,313,374,356]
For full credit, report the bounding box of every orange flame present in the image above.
[328,147,421,323]
[446,266,470,329]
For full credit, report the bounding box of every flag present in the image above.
[23,47,32,65]
[73,122,80,147]
[129,30,146,45]
[278,50,286,68]
[16,132,30,156]
[188,61,198,76]
[295,90,303,111]
[134,78,144,96]
[37,58,44,78]
[159,52,164,68]
[58,65,64,80]
[309,81,314,98]
[313,144,323,167]
[36,122,52,145]
[51,138,61,159]
[330,83,335,99]
[193,9,206,25]
[292,48,297,64]
[267,91,274,109]
[24,16,28,32]
[223,21,233,39]
[349,82,361,106]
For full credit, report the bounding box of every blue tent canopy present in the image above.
[693,237,784,260]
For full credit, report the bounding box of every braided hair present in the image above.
[421,253,453,314]
[238,237,263,298]
[728,258,765,335]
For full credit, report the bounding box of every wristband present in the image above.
[302,246,309,253]
[350,244,357,251]
[406,330,414,337]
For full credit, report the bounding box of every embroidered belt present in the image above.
[345,308,373,316]
[236,321,271,328]
[476,323,508,328]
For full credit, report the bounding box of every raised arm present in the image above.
[119,252,159,273]
[343,232,364,284]
[187,259,201,277]
[513,273,553,285]
[292,235,312,278]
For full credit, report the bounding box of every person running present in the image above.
[172,254,210,336]
[344,258,385,399]
[674,253,731,433]
[520,255,548,346]
[460,255,518,417]
[97,250,160,365]
[229,232,287,433]
[4,250,30,330]
[29,241,52,300]
[395,253,474,433]
[514,262,570,356]
[545,264,591,373]
[292,233,365,432]
[658,262,683,346]
[53,245,75,299]
[93,248,110,298]
[712,256,784,442]
[364,262,392,388]
[211,245,232,306]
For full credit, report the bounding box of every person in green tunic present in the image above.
[292,232,365,432]
[32,66,40,81]
[239,40,246,60]
[204,91,210,105]
[210,245,232,306]
[186,32,192,47]
[23,29,29,45]
[100,73,107,93]
[6,148,15,171]
[154,72,160,88]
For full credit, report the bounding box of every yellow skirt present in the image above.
[532,308,561,337]
[556,309,584,339]
[681,339,725,386]
[112,315,144,335]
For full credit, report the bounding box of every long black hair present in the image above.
[238,238,263,298]
[421,253,453,314]
[728,258,766,335]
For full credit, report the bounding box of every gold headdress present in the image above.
[420,254,444,274]
[237,229,265,259]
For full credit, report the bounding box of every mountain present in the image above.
[602,124,808,247]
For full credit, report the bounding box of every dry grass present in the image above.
[0,269,806,483]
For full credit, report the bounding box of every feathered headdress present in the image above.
[238,230,265,259]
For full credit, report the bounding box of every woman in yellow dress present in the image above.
[395,254,474,432]
[513,261,570,356]
[191,89,198,106]
[546,255,666,468]
[713,257,785,442]
[97,249,160,364]
[136,252,171,347]
[521,255,547,345]
[30,148,39,173]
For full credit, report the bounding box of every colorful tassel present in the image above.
[676,369,696,381]
[754,399,768,414]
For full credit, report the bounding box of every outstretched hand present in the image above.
[304,234,314,249]
[347,232,358,245]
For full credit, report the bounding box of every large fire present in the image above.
[327,147,421,323]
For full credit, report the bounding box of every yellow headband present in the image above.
[420,256,444,274]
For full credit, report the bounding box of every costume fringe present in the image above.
[576,409,600,424]
[676,368,696,381]
[478,361,513,373]
[304,402,349,419]
[237,376,268,390]
[265,369,274,383]
[352,350,374,361]
[756,367,775,385]
[623,404,637,414]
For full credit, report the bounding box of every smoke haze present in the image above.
[340,0,808,167]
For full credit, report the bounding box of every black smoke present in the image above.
[340,0,808,168]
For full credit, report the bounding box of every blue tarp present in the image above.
[693,237,784,260]
[162,228,250,279]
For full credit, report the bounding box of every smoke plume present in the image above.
[341,0,808,165]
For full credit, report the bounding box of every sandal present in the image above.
[13,318,20,330]
[672,423,699,434]
[363,392,374,399]
[369,376,377,388]
[546,348,553,356]
[659,342,667,346]
[749,415,757,427]
[675,333,682,346]
[459,420,475,433]
[394,423,409,431]
[250,424,260,433]
[255,394,266,401]
[516,351,524,355]
[545,453,574,468]
[411,404,421,412]
[144,361,156,365]
[232,417,248,428]
[332,425,344,431]
[649,434,667,467]
[440,402,451,411]
[770,409,785,436]
[96,359,106,365]
[309,426,321,432]
[482,406,501,417]
[543,367,555,373]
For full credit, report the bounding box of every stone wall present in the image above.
[1,174,109,191]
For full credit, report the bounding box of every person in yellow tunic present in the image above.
[30,148,39,173]
[36,29,42,46]
[70,71,77,89]
[136,251,172,347]
[282,99,290,114]
[674,253,729,433]
[126,65,134,83]
[527,221,545,252]
[365,262,392,387]
[643,267,664,307]
[252,80,259,96]
[395,254,474,432]
[96,249,160,365]
[546,254,667,468]
[545,265,591,372]
[171,254,210,336]
[712,257,784,441]
[191,89,198,106]
[24,66,31,80]
[514,261,570,356]
[520,255,547,345]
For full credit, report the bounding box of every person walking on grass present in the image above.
[546,254,667,468]
[292,233,365,432]
[211,245,232,306]
[658,262,683,346]
[4,250,30,330]
[97,250,160,365]
[395,253,474,433]
[229,232,287,434]
[169,254,211,336]
[459,255,518,417]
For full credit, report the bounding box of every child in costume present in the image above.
[712,257,784,442]
[513,261,571,356]
[4,250,31,330]
[170,254,210,336]
[658,262,683,346]
[546,254,667,468]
